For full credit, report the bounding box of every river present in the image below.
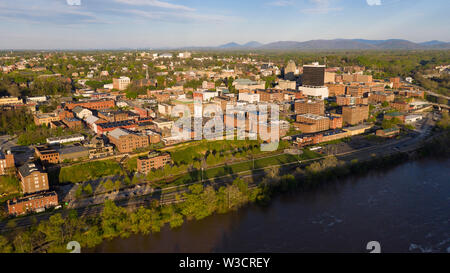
[90,158,450,253]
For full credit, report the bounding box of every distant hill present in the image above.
[209,39,450,50]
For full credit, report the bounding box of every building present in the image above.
[72,106,92,120]
[390,77,401,89]
[7,191,58,216]
[347,85,370,97]
[295,114,330,133]
[329,115,344,129]
[239,92,260,104]
[384,112,406,123]
[295,99,325,115]
[137,151,172,174]
[298,86,329,99]
[0,96,22,106]
[17,162,49,194]
[58,146,89,162]
[324,72,336,83]
[391,101,411,112]
[0,150,15,175]
[302,62,325,86]
[326,83,346,97]
[376,127,400,138]
[65,99,115,111]
[35,145,60,165]
[62,117,83,129]
[178,51,192,59]
[96,120,137,135]
[86,136,114,159]
[336,95,368,106]
[342,105,369,125]
[98,111,130,122]
[369,92,395,104]
[34,112,60,126]
[284,60,297,80]
[47,134,85,145]
[113,76,131,91]
[233,79,265,90]
[108,128,150,153]
[405,114,423,124]
[276,79,297,90]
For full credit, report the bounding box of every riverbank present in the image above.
[0,130,449,253]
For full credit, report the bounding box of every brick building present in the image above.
[369,92,395,104]
[294,114,330,133]
[295,99,325,115]
[329,115,343,129]
[391,101,411,112]
[108,128,150,153]
[17,162,49,194]
[0,150,15,175]
[336,95,368,106]
[137,151,172,174]
[342,105,369,125]
[65,100,115,111]
[347,85,370,97]
[35,145,60,165]
[325,83,346,97]
[7,191,58,216]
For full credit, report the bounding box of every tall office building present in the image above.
[302,62,325,86]
[284,60,297,80]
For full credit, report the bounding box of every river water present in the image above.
[90,158,450,253]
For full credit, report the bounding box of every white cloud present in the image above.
[367,0,382,6]
[66,0,81,6]
[267,0,294,7]
[123,9,239,23]
[114,0,195,11]
[300,0,342,14]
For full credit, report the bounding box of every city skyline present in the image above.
[0,0,449,49]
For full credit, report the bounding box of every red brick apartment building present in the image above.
[295,99,325,115]
[0,151,15,175]
[347,85,371,97]
[137,151,172,174]
[294,114,330,133]
[391,101,411,112]
[35,145,60,165]
[342,105,369,125]
[7,191,58,216]
[65,99,115,111]
[325,83,346,97]
[368,92,395,104]
[336,95,368,106]
[108,128,150,153]
[17,162,49,194]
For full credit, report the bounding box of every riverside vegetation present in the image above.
[0,125,449,253]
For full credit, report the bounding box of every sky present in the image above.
[0,0,449,49]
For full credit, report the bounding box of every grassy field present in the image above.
[0,176,21,202]
[157,150,322,188]
[58,160,124,184]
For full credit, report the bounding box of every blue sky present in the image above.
[0,0,449,49]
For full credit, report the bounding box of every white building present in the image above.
[298,86,329,99]
[239,92,260,104]
[113,76,131,91]
[47,134,85,145]
[72,106,93,120]
[405,115,423,124]
[178,52,192,59]
[26,96,48,103]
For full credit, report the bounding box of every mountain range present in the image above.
[193,39,450,50]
